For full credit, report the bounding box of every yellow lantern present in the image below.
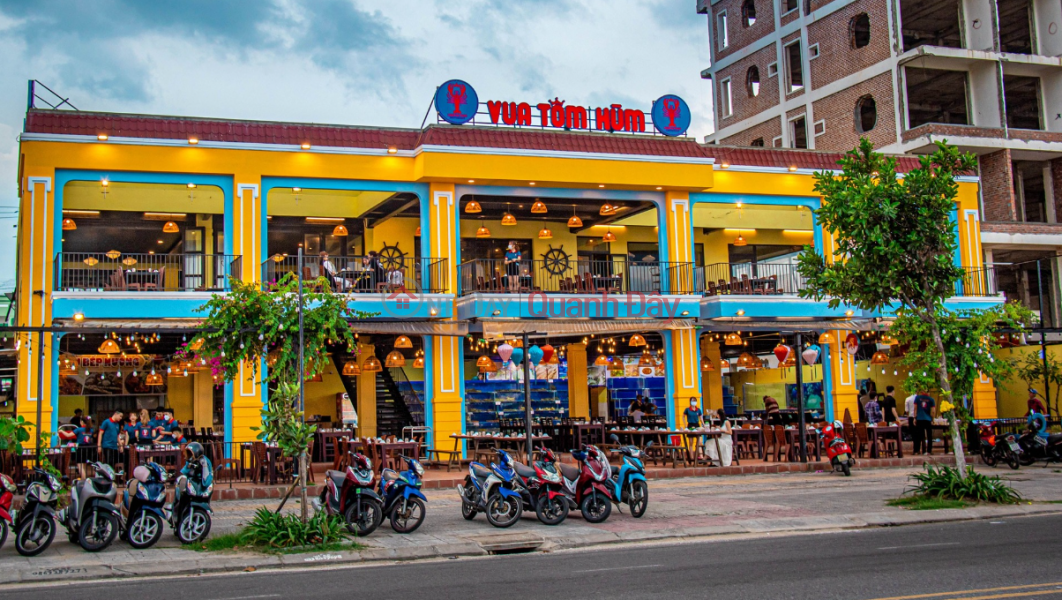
[538,226,553,240]
[501,212,517,226]
[384,350,405,368]
[145,373,164,386]
[98,339,120,354]
[594,355,610,366]
[476,225,491,238]
[724,332,743,346]
[62,218,77,231]
[105,250,121,260]
[394,335,413,349]
[818,331,834,345]
[332,224,348,236]
[476,355,493,368]
[465,200,482,214]
[83,257,99,266]
[413,356,425,368]
[602,230,617,242]
[362,356,382,373]
[342,360,361,376]
[701,357,715,372]
[163,221,180,233]
[870,350,890,365]
[531,200,547,214]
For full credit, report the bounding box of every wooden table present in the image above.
[314,430,355,463]
[573,423,605,447]
[680,429,729,466]
[607,429,690,467]
[867,425,904,459]
[449,434,551,466]
[783,429,821,461]
[732,428,764,459]
[364,441,420,474]
[134,446,184,477]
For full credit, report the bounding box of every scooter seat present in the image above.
[559,462,580,481]
[1048,433,1062,446]
[513,462,536,479]
[382,469,401,482]
[326,470,348,489]
[471,463,493,481]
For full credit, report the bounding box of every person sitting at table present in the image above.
[504,241,522,293]
[156,413,185,445]
[865,393,883,425]
[319,251,346,291]
[705,408,734,467]
[763,395,781,425]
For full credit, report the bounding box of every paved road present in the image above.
[5,513,1061,600]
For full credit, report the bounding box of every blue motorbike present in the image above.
[121,462,168,549]
[608,434,650,518]
[457,449,523,528]
[378,455,428,533]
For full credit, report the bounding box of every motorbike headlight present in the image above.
[414,461,424,478]
[543,469,561,484]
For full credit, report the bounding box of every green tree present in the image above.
[189,272,373,521]
[1013,350,1062,418]
[797,138,988,473]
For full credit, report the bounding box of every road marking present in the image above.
[209,595,281,600]
[864,582,1062,600]
[877,542,959,551]
[575,564,664,574]
[939,590,1062,600]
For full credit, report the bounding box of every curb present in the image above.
[3,504,1059,586]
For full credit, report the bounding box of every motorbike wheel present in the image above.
[127,511,164,549]
[344,498,383,537]
[78,510,119,552]
[628,481,649,518]
[842,463,852,477]
[15,515,56,557]
[177,510,212,544]
[390,497,427,534]
[981,447,997,467]
[534,494,569,526]
[0,520,7,549]
[461,480,478,520]
[485,494,522,528]
[1019,452,1035,466]
[1005,452,1021,470]
[580,492,612,523]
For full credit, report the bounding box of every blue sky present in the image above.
[0,0,714,286]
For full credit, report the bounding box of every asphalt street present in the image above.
[4,513,1061,600]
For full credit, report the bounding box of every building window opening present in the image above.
[1003,75,1042,130]
[790,116,808,149]
[750,137,765,146]
[855,95,877,133]
[904,67,969,128]
[997,0,1033,54]
[717,11,729,49]
[784,0,798,14]
[1013,161,1047,223]
[785,41,804,92]
[899,0,962,51]
[850,13,871,48]
[741,0,757,26]
[746,66,760,97]
[720,78,733,117]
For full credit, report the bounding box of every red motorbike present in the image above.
[559,444,614,523]
[0,473,14,549]
[513,447,573,526]
[312,452,384,536]
[820,421,854,476]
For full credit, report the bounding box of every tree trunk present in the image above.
[928,317,967,473]
[299,451,308,524]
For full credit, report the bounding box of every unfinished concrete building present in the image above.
[698,0,1062,325]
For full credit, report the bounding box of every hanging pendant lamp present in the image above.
[332,224,349,236]
[734,235,748,247]
[501,204,517,226]
[538,226,553,240]
[163,221,180,233]
[98,339,120,354]
[594,355,610,366]
[567,205,583,228]
[362,356,382,373]
[818,331,834,345]
[413,356,425,368]
[599,202,615,216]
[870,350,890,365]
[724,332,743,346]
[465,200,482,214]
[62,218,77,231]
[628,334,646,347]
[146,373,164,386]
[394,335,413,349]
[476,355,493,368]
[531,199,547,214]
[385,350,406,368]
[602,230,617,242]
[701,357,716,372]
[105,250,121,260]
[342,360,361,376]
[83,257,99,266]
[476,225,491,238]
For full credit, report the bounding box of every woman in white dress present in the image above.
[706,408,734,467]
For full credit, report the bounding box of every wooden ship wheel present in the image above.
[540,244,570,276]
[377,242,407,270]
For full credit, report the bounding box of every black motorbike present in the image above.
[1016,431,1062,466]
[170,453,214,544]
[121,462,169,549]
[13,468,62,556]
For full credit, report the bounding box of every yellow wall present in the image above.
[566,343,589,419]
[992,345,1059,418]
[729,364,825,410]
[303,355,347,421]
[356,344,378,438]
[371,217,419,258]
[63,181,225,213]
[167,375,194,422]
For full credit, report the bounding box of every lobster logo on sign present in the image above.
[651,94,692,137]
[435,79,479,125]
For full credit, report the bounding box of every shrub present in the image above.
[904,464,1021,504]
[240,508,348,549]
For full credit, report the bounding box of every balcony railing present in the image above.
[698,263,804,296]
[459,258,696,295]
[957,266,997,297]
[55,253,242,292]
[261,256,449,294]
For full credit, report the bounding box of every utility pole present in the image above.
[297,248,308,522]
[795,332,807,462]
[34,331,45,468]
[523,331,533,461]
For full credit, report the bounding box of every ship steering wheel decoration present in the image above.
[540,244,570,276]
[378,242,407,271]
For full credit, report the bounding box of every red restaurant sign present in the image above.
[485,98,646,133]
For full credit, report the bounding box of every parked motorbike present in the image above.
[169,443,213,544]
[121,462,168,549]
[607,435,651,518]
[1016,415,1062,466]
[0,473,15,549]
[13,468,62,556]
[457,448,524,528]
[819,421,854,476]
[512,447,572,526]
[559,444,613,523]
[977,422,1020,470]
[313,451,383,536]
[378,455,428,533]
[57,461,122,551]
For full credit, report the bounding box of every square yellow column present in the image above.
[972,373,998,419]
[357,343,378,438]
[566,343,589,419]
[429,335,462,453]
[826,332,859,421]
[230,361,265,443]
[668,327,701,424]
[701,339,723,412]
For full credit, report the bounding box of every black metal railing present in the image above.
[390,366,425,426]
[261,256,448,294]
[55,253,242,292]
[458,258,696,295]
[698,262,804,296]
[956,266,997,297]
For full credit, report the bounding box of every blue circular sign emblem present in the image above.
[435,80,479,125]
[651,94,692,137]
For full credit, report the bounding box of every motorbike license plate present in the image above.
[836,453,849,462]
[1008,442,1020,452]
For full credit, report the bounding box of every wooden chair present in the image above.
[854,423,870,458]
[718,279,730,294]
[762,426,776,461]
[773,425,791,461]
[769,274,783,294]
[251,442,269,483]
[143,266,164,291]
[212,442,243,485]
[740,274,754,294]
[842,423,857,453]
[105,269,127,291]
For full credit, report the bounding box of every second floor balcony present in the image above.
[55,253,242,292]
[261,255,449,295]
[458,258,697,296]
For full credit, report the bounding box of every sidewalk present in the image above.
[2,465,1060,585]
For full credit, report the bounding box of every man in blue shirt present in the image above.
[97,410,123,466]
[913,393,936,455]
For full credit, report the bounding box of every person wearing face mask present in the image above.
[684,398,704,457]
[504,241,522,293]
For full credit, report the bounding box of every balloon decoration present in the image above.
[498,343,514,363]
[528,345,544,365]
[511,347,524,366]
[773,344,792,365]
[540,344,555,364]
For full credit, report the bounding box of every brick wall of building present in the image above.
[979,149,1017,221]
[811,71,896,151]
[781,0,802,26]
[714,45,781,126]
[781,31,806,100]
[712,0,776,62]
[1052,158,1062,221]
[807,0,892,90]
[718,116,782,147]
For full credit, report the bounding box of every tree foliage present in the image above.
[0,415,34,455]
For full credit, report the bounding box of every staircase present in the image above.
[376,368,416,437]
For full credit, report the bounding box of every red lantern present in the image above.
[541,344,555,364]
[773,344,792,364]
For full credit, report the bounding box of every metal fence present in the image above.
[459,258,695,295]
[55,253,242,292]
[956,266,997,297]
[261,255,448,294]
[698,262,804,296]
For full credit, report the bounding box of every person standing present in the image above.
[880,386,899,424]
[763,395,781,425]
[857,387,869,423]
[683,398,705,458]
[504,241,522,293]
[1026,388,1048,417]
[70,408,85,428]
[913,392,936,455]
[97,410,123,467]
[865,393,883,425]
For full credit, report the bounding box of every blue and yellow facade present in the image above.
[14,105,1001,448]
